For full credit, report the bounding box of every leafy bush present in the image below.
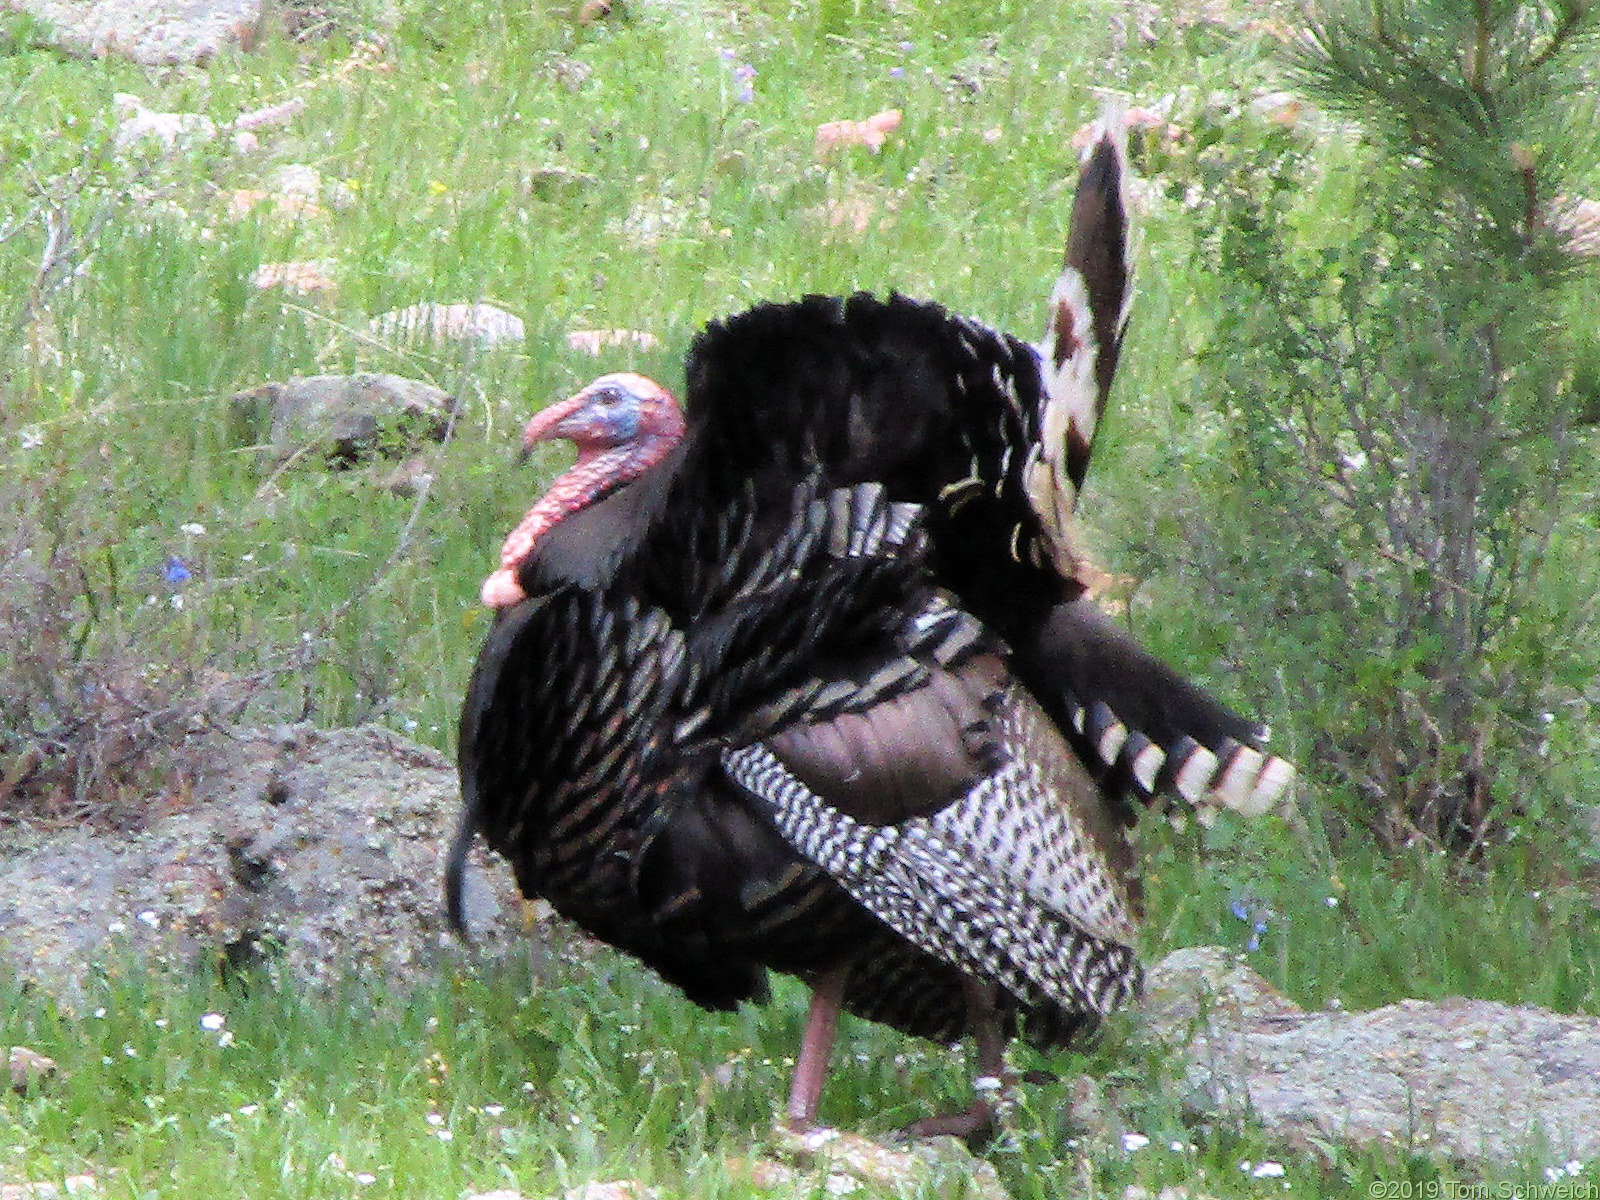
[1166,0,1600,850]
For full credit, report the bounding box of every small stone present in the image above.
[368,303,525,346]
[113,94,217,151]
[17,1,265,65]
[544,55,591,91]
[371,456,437,498]
[269,164,356,209]
[8,1045,59,1093]
[565,329,661,355]
[549,1184,659,1200]
[229,373,455,468]
[1549,195,1600,258]
[725,1157,800,1189]
[773,1125,1010,1200]
[231,98,306,132]
[1248,90,1303,125]
[225,189,325,222]
[814,109,902,156]
[0,1175,98,1200]
[250,261,338,295]
[1063,1073,1119,1139]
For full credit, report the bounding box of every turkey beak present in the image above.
[517,392,590,463]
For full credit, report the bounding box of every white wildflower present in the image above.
[200,1012,226,1032]
[1121,1133,1151,1152]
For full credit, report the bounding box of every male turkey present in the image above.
[459,470,1140,1136]
[453,116,1291,1135]
[482,120,1289,825]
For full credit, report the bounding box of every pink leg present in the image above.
[898,978,1009,1144]
[786,965,850,1131]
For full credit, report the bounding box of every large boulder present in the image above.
[1143,946,1600,1166]
[8,1,266,65]
[229,373,455,468]
[0,725,527,999]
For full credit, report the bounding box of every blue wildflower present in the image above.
[163,555,192,586]
[1229,895,1271,952]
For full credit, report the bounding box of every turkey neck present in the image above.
[515,440,687,593]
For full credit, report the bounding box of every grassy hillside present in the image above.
[2,0,1598,1196]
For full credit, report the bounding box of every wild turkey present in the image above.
[481,122,1289,826]
[453,116,1292,1135]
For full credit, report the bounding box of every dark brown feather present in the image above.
[762,654,1006,826]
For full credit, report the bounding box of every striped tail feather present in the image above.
[1026,102,1134,575]
[1062,688,1296,820]
[1020,110,1296,821]
[1028,597,1296,820]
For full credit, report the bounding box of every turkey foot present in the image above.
[893,978,1011,1147]
[894,1087,1003,1145]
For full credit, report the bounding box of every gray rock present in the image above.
[10,0,266,65]
[524,166,597,201]
[367,302,526,347]
[769,1126,1012,1200]
[1141,946,1600,1166]
[0,725,528,999]
[112,93,218,151]
[7,1045,58,1093]
[229,373,455,468]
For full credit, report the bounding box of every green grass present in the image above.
[4,833,1598,1200]
[3,0,1600,1196]
[0,0,1301,744]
